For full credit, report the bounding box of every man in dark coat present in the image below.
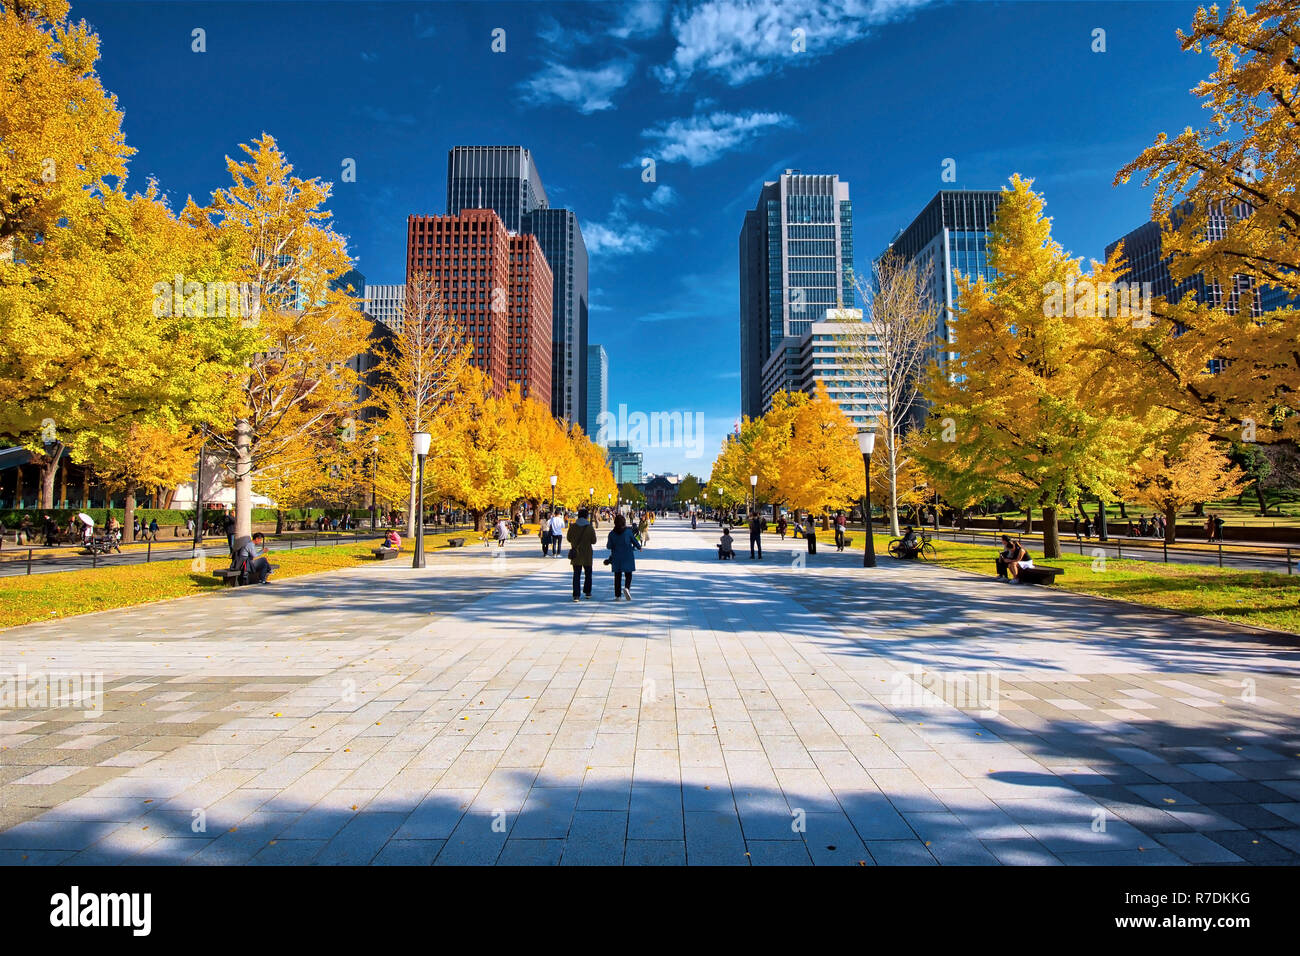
[567,508,597,601]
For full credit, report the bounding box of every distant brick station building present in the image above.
[406,209,553,402]
[641,474,678,512]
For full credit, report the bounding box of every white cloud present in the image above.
[584,197,669,257]
[610,0,667,39]
[521,60,636,113]
[655,0,933,87]
[644,184,678,210]
[642,110,793,167]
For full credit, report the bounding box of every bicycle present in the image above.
[887,531,938,561]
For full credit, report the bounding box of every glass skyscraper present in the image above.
[739,170,854,419]
[446,146,548,233]
[884,190,1003,384]
[524,208,588,428]
[586,344,608,441]
[446,146,589,426]
[1105,203,1295,318]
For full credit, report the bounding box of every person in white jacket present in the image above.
[547,512,566,557]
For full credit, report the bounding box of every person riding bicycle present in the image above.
[898,525,922,560]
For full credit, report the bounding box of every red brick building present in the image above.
[406,209,552,402]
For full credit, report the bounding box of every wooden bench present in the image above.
[212,564,280,586]
[1017,565,1063,586]
[371,547,399,560]
[842,536,853,547]
[447,537,466,548]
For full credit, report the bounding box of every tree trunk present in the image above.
[406,451,418,538]
[123,482,137,544]
[472,509,486,533]
[1117,500,1128,519]
[1164,502,1178,544]
[1192,501,1204,517]
[821,513,831,531]
[275,510,285,534]
[234,419,254,541]
[887,428,901,537]
[1254,480,1268,515]
[1041,505,1060,558]
[39,443,63,508]
[1024,508,1033,535]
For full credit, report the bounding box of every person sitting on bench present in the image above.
[383,529,401,550]
[718,527,736,560]
[232,532,273,585]
[996,535,1033,581]
[898,525,921,560]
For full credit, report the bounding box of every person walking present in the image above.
[496,515,511,547]
[224,511,236,555]
[804,514,817,555]
[1213,513,1225,543]
[637,513,650,548]
[834,512,846,551]
[539,513,552,556]
[777,515,787,540]
[748,511,764,559]
[548,511,566,556]
[148,517,159,542]
[690,511,697,530]
[605,513,640,601]
[567,507,596,601]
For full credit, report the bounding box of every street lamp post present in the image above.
[192,433,205,548]
[412,431,431,569]
[588,486,594,509]
[858,431,876,568]
[749,474,758,520]
[550,474,558,518]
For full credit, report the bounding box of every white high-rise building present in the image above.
[363,283,405,333]
[759,308,885,430]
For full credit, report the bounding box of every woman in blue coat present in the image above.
[605,513,641,602]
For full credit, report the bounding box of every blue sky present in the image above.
[79,0,1213,475]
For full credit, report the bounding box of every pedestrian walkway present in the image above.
[1,519,1297,865]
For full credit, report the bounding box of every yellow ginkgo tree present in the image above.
[1113,0,1300,442]
[188,135,373,540]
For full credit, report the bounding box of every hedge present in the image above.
[0,506,375,528]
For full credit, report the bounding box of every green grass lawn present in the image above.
[856,533,1300,635]
[0,532,466,630]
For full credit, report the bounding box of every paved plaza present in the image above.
[1,519,1298,866]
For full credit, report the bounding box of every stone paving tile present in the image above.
[623,839,686,866]
[4,521,1300,865]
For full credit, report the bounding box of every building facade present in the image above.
[586,344,608,441]
[883,190,1003,383]
[881,189,1003,427]
[606,441,643,485]
[362,283,405,333]
[405,209,553,402]
[446,146,589,425]
[1105,203,1293,320]
[758,309,885,429]
[524,208,589,427]
[446,146,548,233]
[739,170,854,419]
